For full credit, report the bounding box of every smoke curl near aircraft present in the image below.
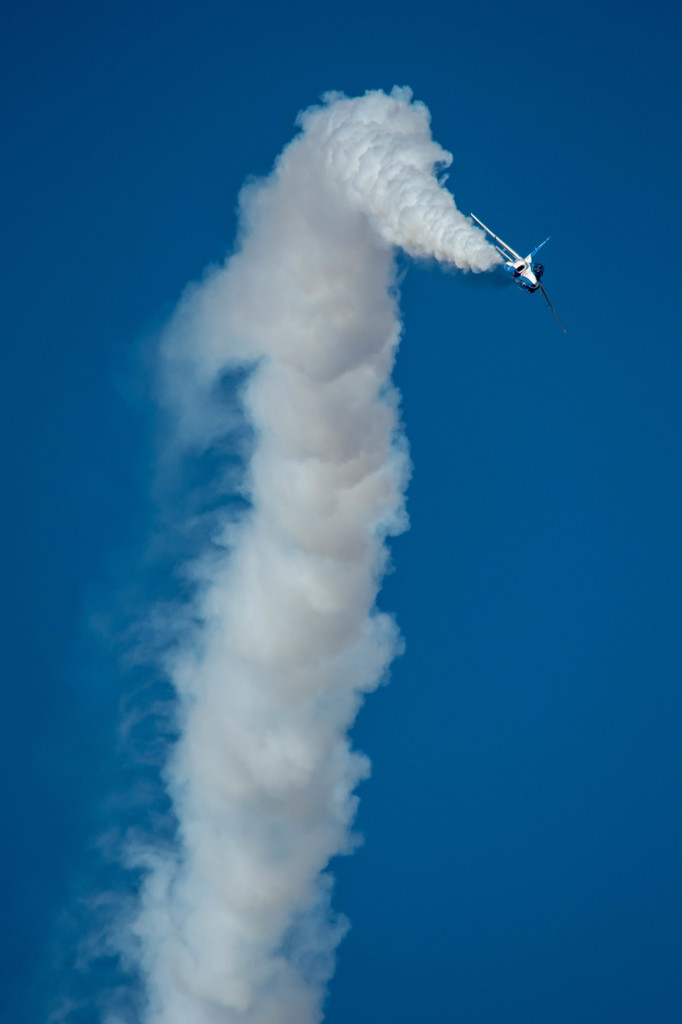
[128,87,498,1024]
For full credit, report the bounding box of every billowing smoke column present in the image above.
[131,88,498,1024]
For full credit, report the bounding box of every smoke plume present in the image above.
[129,87,498,1024]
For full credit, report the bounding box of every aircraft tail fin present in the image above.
[529,236,551,259]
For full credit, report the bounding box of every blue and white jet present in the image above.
[471,213,566,332]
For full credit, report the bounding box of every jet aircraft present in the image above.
[471,213,566,333]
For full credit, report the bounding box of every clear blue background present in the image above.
[2,0,682,1021]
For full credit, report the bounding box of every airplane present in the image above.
[470,213,566,333]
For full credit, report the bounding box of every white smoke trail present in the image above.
[129,87,498,1024]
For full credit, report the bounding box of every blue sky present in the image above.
[2,0,682,1021]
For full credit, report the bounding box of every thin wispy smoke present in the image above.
[127,87,498,1024]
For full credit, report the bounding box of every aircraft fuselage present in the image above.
[505,258,545,293]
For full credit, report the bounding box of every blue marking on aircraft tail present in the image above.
[529,236,551,259]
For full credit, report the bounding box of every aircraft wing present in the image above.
[470,213,523,261]
[539,285,566,333]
